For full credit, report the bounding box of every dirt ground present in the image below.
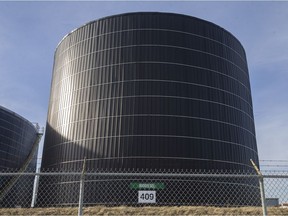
[1,206,288,215]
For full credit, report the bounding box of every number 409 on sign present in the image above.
[138,190,156,203]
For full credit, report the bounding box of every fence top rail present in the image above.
[262,174,288,178]
[0,170,287,177]
[0,172,262,178]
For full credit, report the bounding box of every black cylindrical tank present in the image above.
[0,105,39,207]
[43,12,259,171]
[40,12,260,206]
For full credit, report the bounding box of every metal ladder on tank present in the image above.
[0,126,44,202]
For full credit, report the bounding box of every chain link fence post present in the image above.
[251,159,267,216]
[259,175,268,215]
[78,158,86,216]
[31,168,40,207]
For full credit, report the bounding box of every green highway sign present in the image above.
[130,182,165,190]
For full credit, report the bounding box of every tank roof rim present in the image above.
[55,11,245,54]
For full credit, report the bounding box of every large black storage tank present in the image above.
[0,105,39,207]
[41,12,260,206]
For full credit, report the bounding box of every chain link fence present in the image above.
[0,169,287,215]
[262,170,288,207]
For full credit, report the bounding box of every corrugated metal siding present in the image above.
[0,106,38,207]
[0,106,38,169]
[42,12,259,171]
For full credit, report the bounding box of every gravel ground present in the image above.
[1,206,288,215]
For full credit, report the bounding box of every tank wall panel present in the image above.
[43,12,259,171]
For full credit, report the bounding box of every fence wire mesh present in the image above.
[262,170,288,207]
[0,169,287,215]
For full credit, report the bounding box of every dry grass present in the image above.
[1,206,288,215]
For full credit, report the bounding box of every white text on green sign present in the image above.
[130,182,165,190]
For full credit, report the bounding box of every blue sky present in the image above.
[0,1,287,163]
